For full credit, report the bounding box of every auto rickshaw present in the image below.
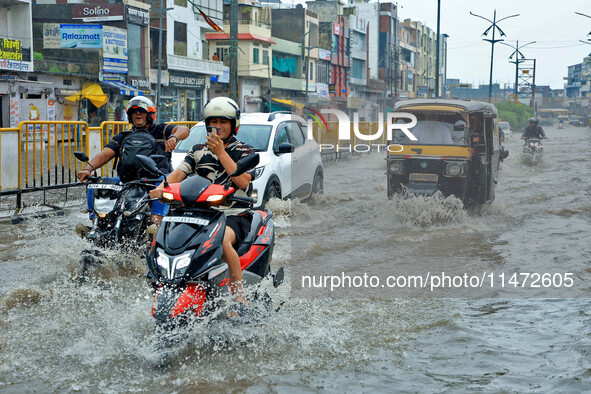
[387,99,500,206]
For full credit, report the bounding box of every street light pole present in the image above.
[470,10,519,103]
[305,30,311,109]
[156,0,164,123]
[300,22,330,108]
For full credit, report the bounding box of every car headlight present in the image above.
[445,162,464,177]
[254,166,265,180]
[388,160,403,174]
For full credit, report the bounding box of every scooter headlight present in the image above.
[156,253,169,269]
[174,253,191,270]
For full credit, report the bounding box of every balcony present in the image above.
[167,54,223,76]
[223,20,272,38]
[272,75,302,91]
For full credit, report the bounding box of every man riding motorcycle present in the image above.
[521,117,547,141]
[150,97,255,306]
[76,96,190,236]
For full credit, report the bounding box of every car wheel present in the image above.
[263,181,281,206]
[312,171,323,195]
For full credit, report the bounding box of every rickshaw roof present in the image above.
[393,99,498,114]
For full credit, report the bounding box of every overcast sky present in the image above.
[295,0,591,89]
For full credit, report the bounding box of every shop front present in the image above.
[162,71,206,122]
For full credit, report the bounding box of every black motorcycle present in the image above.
[74,152,162,275]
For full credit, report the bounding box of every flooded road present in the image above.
[1,124,590,391]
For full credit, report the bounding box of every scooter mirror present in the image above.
[74,151,89,162]
[136,154,164,176]
[231,153,260,177]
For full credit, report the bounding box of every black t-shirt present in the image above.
[105,123,175,180]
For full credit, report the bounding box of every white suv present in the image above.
[171,113,324,209]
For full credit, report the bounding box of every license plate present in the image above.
[162,216,209,226]
[88,184,123,191]
[409,173,438,182]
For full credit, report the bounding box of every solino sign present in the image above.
[72,4,124,22]
[292,110,418,153]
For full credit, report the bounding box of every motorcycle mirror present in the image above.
[230,153,260,177]
[136,155,164,176]
[74,151,89,162]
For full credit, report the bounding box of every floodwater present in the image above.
[1,124,590,391]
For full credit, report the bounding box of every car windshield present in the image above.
[175,124,207,152]
[234,125,272,151]
[393,112,468,146]
[499,122,509,130]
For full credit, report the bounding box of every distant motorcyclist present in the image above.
[521,117,547,141]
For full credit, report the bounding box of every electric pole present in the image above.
[229,0,238,103]
[470,10,519,103]
[501,40,535,101]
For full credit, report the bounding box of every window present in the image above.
[288,122,305,147]
[215,47,230,66]
[174,21,187,56]
[174,0,187,6]
[317,62,329,84]
[253,47,259,64]
[128,23,142,76]
[274,126,290,150]
[352,59,364,79]
[262,50,269,65]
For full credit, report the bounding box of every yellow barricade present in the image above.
[11,121,89,190]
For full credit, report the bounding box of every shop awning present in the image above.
[64,82,108,108]
[101,80,151,96]
[271,98,305,109]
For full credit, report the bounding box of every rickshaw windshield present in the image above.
[393,112,468,146]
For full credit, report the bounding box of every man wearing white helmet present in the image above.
[150,97,255,306]
[77,96,189,229]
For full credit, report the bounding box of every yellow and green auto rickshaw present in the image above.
[387,99,500,206]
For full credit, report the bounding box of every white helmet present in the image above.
[203,97,240,133]
[126,96,156,123]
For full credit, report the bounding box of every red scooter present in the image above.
[136,154,283,333]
